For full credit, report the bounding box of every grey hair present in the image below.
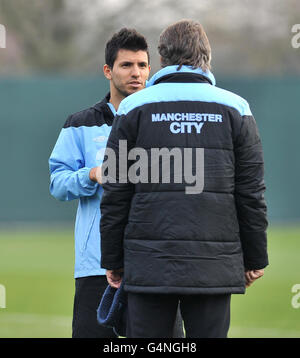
[158,19,211,71]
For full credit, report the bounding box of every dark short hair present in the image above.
[158,19,211,71]
[105,28,150,68]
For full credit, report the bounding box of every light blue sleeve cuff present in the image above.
[80,167,99,188]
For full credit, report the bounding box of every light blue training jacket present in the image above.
[49,94,115,278]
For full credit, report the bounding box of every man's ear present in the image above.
[103,64,112,80]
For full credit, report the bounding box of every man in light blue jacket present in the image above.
[49,28,151,337]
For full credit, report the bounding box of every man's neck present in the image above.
[109,97,121,112]
[109,88,125,112]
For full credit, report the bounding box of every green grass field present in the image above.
[0,225,300,338]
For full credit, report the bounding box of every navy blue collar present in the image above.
[93,92,114,125]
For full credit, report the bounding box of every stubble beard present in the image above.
[113,79,141,99]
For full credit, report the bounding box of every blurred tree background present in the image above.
[0,0,299,75]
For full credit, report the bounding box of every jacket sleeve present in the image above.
[234,114,268,270]
[49,117,98,201]
[100,112,136,270]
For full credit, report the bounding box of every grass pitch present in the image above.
[0,225,299,338]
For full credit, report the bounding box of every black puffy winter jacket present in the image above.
[100,65,268,295]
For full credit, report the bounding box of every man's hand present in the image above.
[106,269,124,289]
[89,166,102,183]
[245,269,264,288]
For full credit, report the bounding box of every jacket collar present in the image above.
[93,92,114,126]
[147,65,216,87]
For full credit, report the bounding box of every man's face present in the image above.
[104,49,150,98]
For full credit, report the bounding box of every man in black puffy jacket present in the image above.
[100,19,268,338]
